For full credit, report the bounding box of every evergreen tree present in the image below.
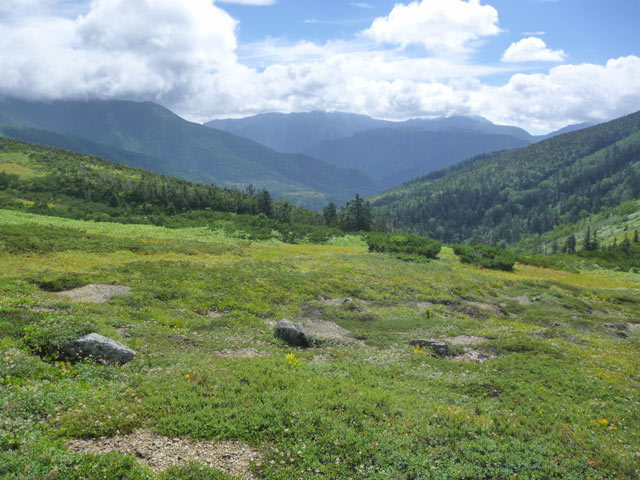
[257,189,273,217]
[634,229,639,243]
[582,227,591,251]
[623,234,631,254]
[323,202,337,227]
[552,240,558,254]
[567,234,577,254]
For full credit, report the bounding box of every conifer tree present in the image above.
[634,229,639,243]
[583,227,591,251]
[567,234,576,254]
[591,228,599,251]
[323,202,337,227]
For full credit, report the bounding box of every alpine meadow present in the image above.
[1,1,640,480]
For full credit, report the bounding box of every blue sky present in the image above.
[1,0,639,132]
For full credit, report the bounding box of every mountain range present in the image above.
[0,98,377,208]
[206,111,594,187]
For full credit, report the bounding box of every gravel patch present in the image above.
[452,349,494,363]
[56,284,131,303]
[442,335,488,346]
[66,430,262,478]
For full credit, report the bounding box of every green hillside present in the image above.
[0,99,378,208]
[372,111,640,245]
[2,207,640,479]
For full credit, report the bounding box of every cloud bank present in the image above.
[0,0,638,133]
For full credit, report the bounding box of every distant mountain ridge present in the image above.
[371,111,640,245]
[206,111,595,187]
[0,98,379,208]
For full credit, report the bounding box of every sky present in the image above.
[0,0,639,133]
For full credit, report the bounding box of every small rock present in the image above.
[614,331,629,338]
[316,295,326,301]
[602,323,616,329]
[275,319,310,348]
[513,296,532,306]
[551,321,563,327]
[408,339,449,356]
[60,333,136,365]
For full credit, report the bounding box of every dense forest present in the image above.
[0,139,374,242]
[372,111,640,245]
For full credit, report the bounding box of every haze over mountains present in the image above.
[207,111,594,187]
[0,98,377,208]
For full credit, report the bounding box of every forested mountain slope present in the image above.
[0,99,378,208]
[304,128,530,188]
[371,111,640,244]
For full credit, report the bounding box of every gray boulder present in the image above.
[408,339,449,356]
[275,319,310,347]
[60,333,136,365]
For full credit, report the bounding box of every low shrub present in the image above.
[366,233,442,259]
[453,244,516,271]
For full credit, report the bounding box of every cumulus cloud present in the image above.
[0,0,639,133]
[502,37,567,63]
[0,0,237,101]
[363,0,501,53]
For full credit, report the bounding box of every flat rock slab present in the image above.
[302,318,350,340]
[56,284,131,303]
[66,429,262,479]
[214,348,271,358]
[442,335,488,346]
[60,333,136,365]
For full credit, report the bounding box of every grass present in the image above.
[1,209,639,479]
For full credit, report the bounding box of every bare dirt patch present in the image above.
[627,323,640,332]
[56,284,131,303]
[468,302,502,314]
[311,353,332,362]
[214,348,271,358]
[206,311,224,318]
[66,430,262,479]
[443,335,488,346]
[513,296,532,306]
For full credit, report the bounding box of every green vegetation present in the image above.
[366,232,442,259]
[0,138,355,244]
[452,244,516,271]
[1,209,639,479]
[372,111,640,245]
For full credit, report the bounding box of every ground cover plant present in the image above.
[1,209,639,479]
[453,244,516,271]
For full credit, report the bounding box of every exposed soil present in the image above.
[311,353,332,362]
[56,284,131,303]
[468,302,502,314]
[66,430,262,479]
[513,296,532,306]
[452,349,494,363]
[627,323,640,332]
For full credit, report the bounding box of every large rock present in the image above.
[275,320,310,347]
[408,339,449,356]
[60,333,136,365]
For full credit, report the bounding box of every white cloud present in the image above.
[350,2,374,8]
[0,0,639,134]
[502,37,566,63]
[363,0,501,53]
[216,0,276,4]
[0,0,238,101]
